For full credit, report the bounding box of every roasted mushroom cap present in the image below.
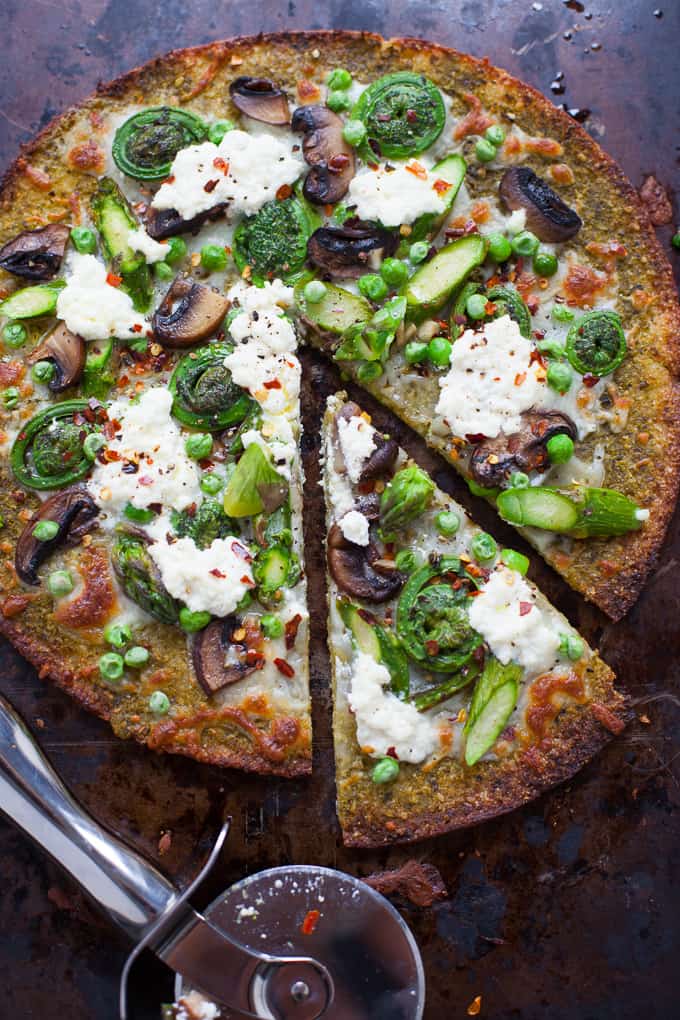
[193,616,257,695]
[358,432,399,484]
[0,224,70,281]
[15,487,99,585]
[499,167,582,243]
[229,77,291,125]
[307,221,398,279]
[144,203,228,240]
[152,276,230,347]
[469,409,577,488]
[328,494,403,603]
[291,105,356,205]
[26,324,85,392]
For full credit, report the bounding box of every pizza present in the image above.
[0,32,675,837]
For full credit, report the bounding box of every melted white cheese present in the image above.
[337,415,376,482]
[151,130,304,221]
[339,509,370,546]
[469,566,560,675]
[88,387,201,515]
[436,314,543,439]
[347,161,447,226]
[127,226,168,264]
[148,536,253,618]
[348,651,440,763]
[56,253,146,341]
[227,279,296,353]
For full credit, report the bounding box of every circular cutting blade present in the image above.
[174,864,425,1020]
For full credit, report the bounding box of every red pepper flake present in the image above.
[425,639,440,656]
[138,475,154,486]
[433,178,452,195]
[132,323,143,333]
[276,183,293,200]
[301,909,320,935]
[405,161,427,180]
[204,179,219,193]
[328,153,350,172]
[582,373,600,388]
[241,574,255,586]
[165,174,175,184]
[210,568,226,578]
[106,272,122,288]
[264,379,282,389]
[529,349,546,367]
[213,157,229,175]
[285,613,302,650]
[514,371,527,386]
[231,542,253,562]
[274,657,295,678]
[519,601,533,616]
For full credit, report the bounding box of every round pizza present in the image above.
[0,32,675,843]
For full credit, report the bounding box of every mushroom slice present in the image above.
[15,487,99,586]
[469,409,577,488]
[291,105,356,205]
[0,224,70,281]
[499,167,582,243]
[193,615,257,695]
[307,221,398,280]
[144,203,228,240]
[358,432,399,484]
[26,323,85,392]
[229,77,291,126]
[152,276,230,347]
[328,522,404,604]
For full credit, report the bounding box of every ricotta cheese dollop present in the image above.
[339,509,370,546]
[348,651,440,763]
[56,252,146,341]
[468,565,560,675]
[87,387,201,515]
[347,162,447,226]
[337,415,376,482]
[151,129,304,222]
[435,314,544,439]
[127,226,168,263]
[148,536,254,618]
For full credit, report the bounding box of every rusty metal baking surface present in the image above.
[1,3,679,1018]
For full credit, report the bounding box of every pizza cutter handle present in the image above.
[0,693,179,941]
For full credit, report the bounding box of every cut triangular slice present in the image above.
[322,394,626,847]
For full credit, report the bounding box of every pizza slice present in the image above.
[323,393,627,846]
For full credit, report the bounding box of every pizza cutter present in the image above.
[0,693,425,1019]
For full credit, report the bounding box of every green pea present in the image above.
[123,503,156,524]
[395,549,417,572]
[326,90,352,113]
[33,519,59,541]
[154,261,174,282]
[371,756,400,784]
[427,336,452,367]
[327,67,352,90]
[125,645,150,668]
[358,273,388,302]
[164,236,187,265]
[179,607,211,632]
[466,293,488,320]
[511,230,540,257]
[546,433,574,464]
[408,241,429,264]
[260,613,284,639]
[559,632,585,661]
[99,652,124,681]
[533,251,558,277]
[149,689,170,713]
[31,360,55,385]
[547,361,573,394]
[3,322,27,348]
[208,119,235,145]
[3,386,20,410]
[83,432,105,461]
[342,119,367,147]
[104,622,132,648]
[551,304,575,323]
[47,569,74,596]
[303,280,327,303]
[484,124,506,147]
[435,510,460,536]
[185,432,212,460]
[471,531,498,564]
[501,548,529,575]
[509,471,530,489]
[200,244,227,272]
[672,233,680,250]
[380,258,409,287]
[404,340,429,365]
[475,138,497,163]
[70,226,97,254]
[487,233,512,263]
[357,361,383,383]
[537,338,566,360]
[200,473,223,495]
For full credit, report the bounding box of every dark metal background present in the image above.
[1,2,679,1017]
